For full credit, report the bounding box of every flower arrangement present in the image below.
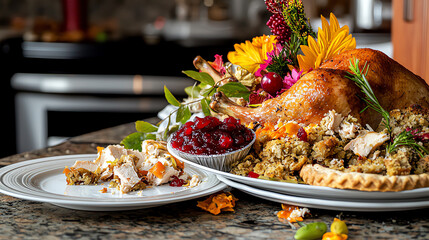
[121,0,356,150]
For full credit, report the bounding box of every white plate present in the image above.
[0,154,227,211]
[170,153,429,200]
[218,176,429,212]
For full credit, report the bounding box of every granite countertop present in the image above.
[1,122,428,239]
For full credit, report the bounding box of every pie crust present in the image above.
[300,164,429,192]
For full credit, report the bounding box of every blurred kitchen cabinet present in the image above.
[392,0,429,83]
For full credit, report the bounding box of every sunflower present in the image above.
[297,13,356,73]
[227,35,277,74]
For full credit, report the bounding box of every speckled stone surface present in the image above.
[1,122,429,239]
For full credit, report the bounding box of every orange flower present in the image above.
[227,35,277,73]
[297,13,356,73]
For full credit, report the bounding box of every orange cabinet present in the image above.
[392,0,429,83]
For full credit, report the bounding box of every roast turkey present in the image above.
[208,48,429,128]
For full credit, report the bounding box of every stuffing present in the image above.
[230,154,260,176]
[347,156,386,174]
[384,150,412,176]
[231,107,429,180]
[415,156,429,174]
[312,136,340,160]
[389,105,429,136]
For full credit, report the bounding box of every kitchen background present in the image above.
[0,0,425,158]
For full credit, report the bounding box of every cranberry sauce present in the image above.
[170,116,254,155]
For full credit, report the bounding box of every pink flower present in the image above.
[255,55,272,77]
[210,54,226,76]
[283,68,303,89]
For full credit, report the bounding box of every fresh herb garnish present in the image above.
[266,47,291,78]
[283,34,302,68]
[387,130,429,157]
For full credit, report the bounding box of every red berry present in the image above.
[248,171,259,178]
[169,176,185,187]
[266,13,291,44]
[261,72,283,96]
[195,117,210,129]
[224,117,238,125]
[297,127,308,142]
[171,116,253,155]
[183,127,193,136]
[219,134,233,149]
[234,135,245,145]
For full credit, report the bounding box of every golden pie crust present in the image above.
[300,164,429,192]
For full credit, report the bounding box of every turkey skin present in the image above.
[210,48,429,128]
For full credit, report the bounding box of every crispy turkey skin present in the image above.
[210,48,429,128]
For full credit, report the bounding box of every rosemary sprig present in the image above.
[346,59,391,133]
[284,34,302,67]
[387,130,429,157]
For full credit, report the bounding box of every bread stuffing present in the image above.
[231,105,429,191]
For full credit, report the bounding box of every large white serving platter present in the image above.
[169,152,429,201]
[0,154,227,211]
[218,175,429,212]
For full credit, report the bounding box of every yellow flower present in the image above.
[227,35,277,73]
[297,13,356,73]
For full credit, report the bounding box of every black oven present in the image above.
[1,37,235,155]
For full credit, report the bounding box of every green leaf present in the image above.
[185,85,201,98]
[200,87,214,97]
[145,133,157,140]
[182,70,215,86]
[176,105,185,123]
[167,125,180,135]
[201,98,211,116]
[135,121,158,133]
[120,132,145,151]
[164,86,181,107]
[180,106,192,124]
[218,82,251,101]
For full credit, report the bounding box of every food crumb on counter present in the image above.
[277,204,310,223]
[197,192,238,215]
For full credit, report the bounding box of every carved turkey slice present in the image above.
[209,48,429,128]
